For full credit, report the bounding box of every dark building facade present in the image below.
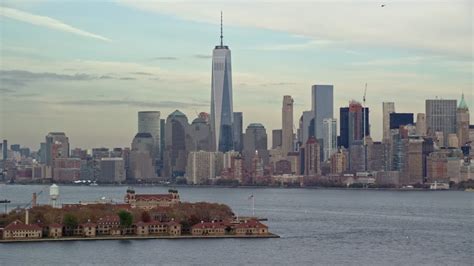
[390,113,414,129]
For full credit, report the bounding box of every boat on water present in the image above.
[465,188,474,192]
[430,181,449,190]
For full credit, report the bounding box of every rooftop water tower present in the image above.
[50,184,59,208]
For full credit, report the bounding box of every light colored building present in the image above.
[100,157,125,183]
[282,95,294,156]
[330,149,348,174]
[456,94,470,147]
[448,133,459,148]
[186,151,221,184]
[124,188,180,209]
[129,133,156,180]
[210,14,234,152]
[322,118,337,161]
[416,113,427,136]
[383,102,395,143]
[426,99,457,147]
[3,220,42,240]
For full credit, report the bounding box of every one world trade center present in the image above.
[210,12,234,152]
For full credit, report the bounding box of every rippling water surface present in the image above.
[0,185,472,265]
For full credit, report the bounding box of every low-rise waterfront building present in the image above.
[2,220,42,240]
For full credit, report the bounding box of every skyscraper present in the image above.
[382,102,395,143]
[304,137,321,176]
[426,99,457,147]
[282,95,294,156]
[2,139,7,161]
[272,129,282,149]
[242,123,268,174]
[389,113,414,129]
[312,85,334,140]
[456,94,470,147]
[341,101,370,146]
[163,110,189,179]
[138,111,161,165]
[416,113,427,136]
[322,118,337,161]
[210,12,234,152]
[233,112,243,152]
[45,132,69,167]
[298,111,314,145]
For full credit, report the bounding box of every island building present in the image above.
[124,188,180,209]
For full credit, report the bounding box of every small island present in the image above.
[0,188,278,242]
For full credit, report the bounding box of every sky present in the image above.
[0,0,472,150]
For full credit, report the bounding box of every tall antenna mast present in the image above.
[220,11,223,47]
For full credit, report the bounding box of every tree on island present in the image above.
[63,213,78,236]
[118,210,133,235]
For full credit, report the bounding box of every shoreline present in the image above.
[1,182,464,191]
[0,233,280,243]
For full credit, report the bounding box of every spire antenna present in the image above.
[220,11,223,47]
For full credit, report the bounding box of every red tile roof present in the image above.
[192,221,226,230]
[81,222,97,228]
[235,219,268,229]
[97,215,120,224]
[4,220,42,231]
[49,223,63,228]
[134,194,174,201]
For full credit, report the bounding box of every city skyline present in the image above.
[0,1,472,149]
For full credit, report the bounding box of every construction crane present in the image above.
[23,189,44,209]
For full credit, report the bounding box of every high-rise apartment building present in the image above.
[210,13,234,152]
[312,85,334,140]
[304,136,321,176]
[99,157,125,183]
[282,95,294,156]
[322,118,337,161]
[185,151,221,184]
[426,99,457,147]
[382,102,395,143]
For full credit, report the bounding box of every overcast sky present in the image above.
[0,0,472,150]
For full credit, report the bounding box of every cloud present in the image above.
[119,1,472,57]
[0,6,110,42]
[258,39,333,51]
[193,54,212,59]
[0,69,139,87]
[57,99,208,109]
[151,56,178,61]
[130,72,154,76]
